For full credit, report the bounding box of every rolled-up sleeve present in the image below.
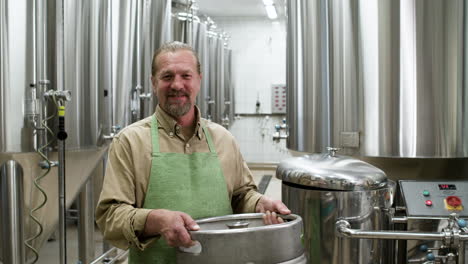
[95,136,157,250]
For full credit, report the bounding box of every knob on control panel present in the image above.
[445,196,463,211]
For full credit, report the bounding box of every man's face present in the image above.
[152,50,201,118]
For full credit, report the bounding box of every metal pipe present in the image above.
[1,160,25,264]
[78,177,95,264]
[459,241,465,264]
[106,250,129,264]
[391,216,408,224]
[336,220,459,241]
[58,139,67,264]
[90,247,118,264]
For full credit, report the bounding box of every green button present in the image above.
[423,190,430,196]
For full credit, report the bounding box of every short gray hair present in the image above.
[151,41,201,76]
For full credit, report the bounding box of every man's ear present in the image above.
[151,75,157,95]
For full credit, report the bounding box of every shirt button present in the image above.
[169,132,174,137]
[186,143,190,148]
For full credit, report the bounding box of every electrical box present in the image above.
[271,84,286,114]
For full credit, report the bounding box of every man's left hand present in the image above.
[256,196,291,225]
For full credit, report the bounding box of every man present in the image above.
[96,41,290,263]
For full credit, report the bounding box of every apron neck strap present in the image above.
[202,125,216,153]
[151,115,160,155]
[151,115,216,154]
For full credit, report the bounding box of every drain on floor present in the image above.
[258,175,273,194]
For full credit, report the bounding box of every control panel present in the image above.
[399,180,468,217]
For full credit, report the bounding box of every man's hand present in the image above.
[143,209,200,247]
[256,196,291,225]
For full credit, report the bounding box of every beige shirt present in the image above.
[96,106,263,250]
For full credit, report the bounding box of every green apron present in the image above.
[129,115,233,264]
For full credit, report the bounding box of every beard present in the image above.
[163,91,192,118]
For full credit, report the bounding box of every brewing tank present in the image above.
[277,152,395,263]
[287,0,468,158]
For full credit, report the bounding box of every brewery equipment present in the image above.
[286,0,468,158]
[277,151,468,263]
[277,149,395,264]
[177,213,306,264]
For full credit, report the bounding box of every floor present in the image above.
[35,168,282,264]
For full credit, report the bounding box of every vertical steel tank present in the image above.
[277,152,395,264]
[286,0,468,158]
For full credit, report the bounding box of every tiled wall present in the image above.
[214,17,287,114]
[229,115,292,163]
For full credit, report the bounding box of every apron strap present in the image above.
[202,126,216,153]
[152,114,215,154]
[151,115,160,155]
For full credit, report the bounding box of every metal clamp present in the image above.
[327,147,341,157]
[103,125,122,140]
[44,90,72,102]
[139,93,152,100]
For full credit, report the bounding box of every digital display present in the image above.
[438,184,457,190]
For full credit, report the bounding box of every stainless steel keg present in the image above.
[277,151,395,264]
[176,213,307,264]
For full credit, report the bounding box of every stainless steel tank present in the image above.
[193,20,210,119]
[140,0,172,119]
[286,0,468,158]
[110,0,171,125]
[207,32,225,123]
[177,213,307,264]
[277,150,395,264]
[222,48,234,127]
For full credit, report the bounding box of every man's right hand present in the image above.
[143,209,200,247]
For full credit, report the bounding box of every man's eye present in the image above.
[161,75,172,80]
[182,74,192,79]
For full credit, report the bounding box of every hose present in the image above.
[25,95,59,263]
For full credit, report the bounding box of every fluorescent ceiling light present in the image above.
[265,4,278,19]
[263,0,274,5]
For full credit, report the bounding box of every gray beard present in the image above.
[164,100,192,118]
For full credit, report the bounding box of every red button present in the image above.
[446,196,462,207]
[425,200,433,206]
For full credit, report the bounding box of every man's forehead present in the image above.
[157,51,197,72]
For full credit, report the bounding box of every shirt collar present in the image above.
[155,105,204,140]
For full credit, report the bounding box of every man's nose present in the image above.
[170,75,184,90]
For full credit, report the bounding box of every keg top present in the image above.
[276,152,388,191]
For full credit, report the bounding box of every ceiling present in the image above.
[195,0,286,19]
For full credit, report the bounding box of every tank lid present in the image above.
[276,150,387,191]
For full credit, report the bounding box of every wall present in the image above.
[214,17,286,114]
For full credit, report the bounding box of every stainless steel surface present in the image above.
[400,181,468,217]
[0,160,25,264]
[58,140,67,264]
[141,0,171,118]
[276,154,387,191]
[207,33,225,123]
[286,0,468,157]
[336,219,464,241]
[78,178,95,264]
[177,213,305,264]
[223,48,234,127]
[193,20,210,118]
[281,180,395,264]
[1,0,112,152]
[111,0,137,128]
[398,180,468,263]
[0,0,37,152]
